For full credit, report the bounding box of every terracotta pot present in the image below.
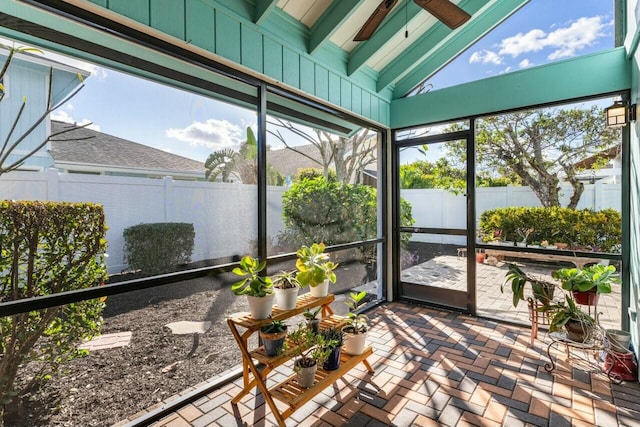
[565,319,590,343]
[475,253,485,263]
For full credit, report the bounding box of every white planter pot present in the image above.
[296,363,317,388]
[246,294,274,320]
[309,280,329,298]
[274,287,299,310]
[343,330,367,355]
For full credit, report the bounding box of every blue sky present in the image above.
[44,0,614,163]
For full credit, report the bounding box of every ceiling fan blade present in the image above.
[353,0,399,42]
[414,0,471,30]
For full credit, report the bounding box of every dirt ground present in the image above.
[5,263,372,427]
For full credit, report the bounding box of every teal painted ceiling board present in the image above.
[150,0,185,41]
[214,10,241,63]
[185,1,216,52]
[241,25,263,73]
[263,37,283,82]
[376,0,481,92]
[347,1,424,77]
[254,0,278,25]
[108,0,149,25]
[390,48,632,129]
[309,0,364,55]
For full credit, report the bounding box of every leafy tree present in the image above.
[268,119,376,184]
[204,127,284,185]
[446,107,620,208]
[0,44,90,177]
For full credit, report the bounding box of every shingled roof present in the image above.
[49,120,204,177]
[267,144,325,179]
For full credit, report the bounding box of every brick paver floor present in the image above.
[402,255,621,330]
[142,302,639,427]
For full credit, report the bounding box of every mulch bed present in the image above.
[6,275,247,427]
[6,263,372,427]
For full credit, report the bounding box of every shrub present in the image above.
[123,222,195,275]
[279,177,414,256]
[0,201,108,420]
[296,167,337,182]
[478,206,621,252]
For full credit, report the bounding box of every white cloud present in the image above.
[499,16,606,60]
[165,119,246,151]
[50,110,101,131]
[519,59,533,68]
[469,49,502,65]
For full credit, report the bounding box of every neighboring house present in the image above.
[49,120,205,180]
[573,145,622,184]
[0,47,89,170]
[267,144,323,182]
[268,142,378,185]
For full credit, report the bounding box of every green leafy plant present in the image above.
[231,256,273,297]
[285,324,337,370]
[542,295,599,342]
[502,264,556,308]
[319,327,343,349]
[303,307,322,320]
[295,243,338,288]
[272,270,300,289]
[123,222,195,275]
[552,264,619,294]
[0,201,108,420]
[260,317,287,335]
[343,290,369,334]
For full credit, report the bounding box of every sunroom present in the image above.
[0,0,639,426]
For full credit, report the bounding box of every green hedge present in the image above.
[123,222,195,275]
[0,201,107,417]
[478,207,621,252]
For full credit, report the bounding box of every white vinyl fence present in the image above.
[402,181,621,245]
[0,170,621,272]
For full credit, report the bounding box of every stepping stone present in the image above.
[164,321,211,335]
[79,331,132,351]
[164,321,212,357]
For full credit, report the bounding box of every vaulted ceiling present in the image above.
[263,0,529,98]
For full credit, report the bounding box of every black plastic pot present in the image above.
[323,345,342,371]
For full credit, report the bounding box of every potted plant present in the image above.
[543,295,599,343]
[320,327,344,371]
[342,290,369,355]
[303,307,322,334]
[502,264,556,308]
[285,324,336,388]
[296,243,338,298]
[231,255,274,319]
[552,264,619,306]
[259,317,288,357]
[272,270,300,310]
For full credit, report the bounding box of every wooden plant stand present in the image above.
[226,293,374,427]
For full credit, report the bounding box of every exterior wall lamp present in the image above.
[605,100,636,128]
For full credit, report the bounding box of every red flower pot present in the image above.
[476,253,485,264]
[572,290,599,306]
